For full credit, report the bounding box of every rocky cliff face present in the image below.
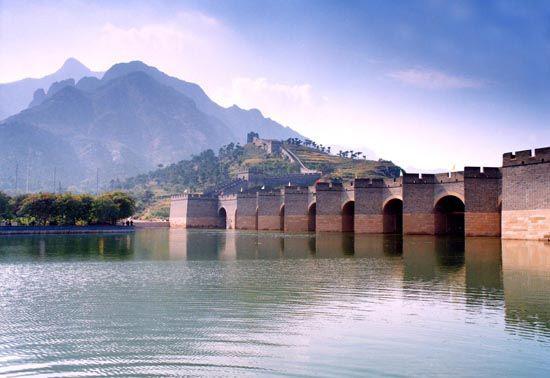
[0,58,102,120]
[0,60,304,191]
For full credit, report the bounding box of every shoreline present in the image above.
[0,225,135,235]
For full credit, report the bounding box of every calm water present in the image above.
[0,229,549,377]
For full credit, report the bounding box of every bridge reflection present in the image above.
[161,229,550,339]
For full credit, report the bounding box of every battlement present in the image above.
[284,185,309,194]
[354,178,385,188]
[354,177,403,188]
[237,192,258,199]
[464,167,501,179]
[171,193,216,200]
[403,173,436,184]
[503,147,550,167]
[433,171,464,183]
[258,189,284,196]
[219,194,237,201]
[315,181,344,191]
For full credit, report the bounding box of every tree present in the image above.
[9,194,29,217]
[108,192,136,219]
[18,193,57,225]
[91,196,119,225]
[55,194,85,225]
[0,192,12,220]
[78,195,94,224]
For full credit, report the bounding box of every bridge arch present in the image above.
[308,202,316,232]
[383,198,403,234]
[218,207,227,229]
[434,195,465,236]
[434,191,464,207]
[279,204,285,231]
[342,200,355,232]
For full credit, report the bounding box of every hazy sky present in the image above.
[1,0,549,171]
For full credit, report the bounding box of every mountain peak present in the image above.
[57,57,90,75]
[102,60,159,83]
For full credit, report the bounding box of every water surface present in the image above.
[0,229,549,376]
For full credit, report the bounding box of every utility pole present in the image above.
[25,148,31,193]
[53,167,57,194]
[96,168,99,195]
[14,162,19,194]
[25,163,30,193]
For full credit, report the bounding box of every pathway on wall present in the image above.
[281,146,319,174]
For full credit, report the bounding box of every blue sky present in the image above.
[1,0,549,170]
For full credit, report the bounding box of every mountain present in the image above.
[0,58,102,120]
[101,61,301,141]
[0,60,303,191]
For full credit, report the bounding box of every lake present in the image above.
[0,229,549,376]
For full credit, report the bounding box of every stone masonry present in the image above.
[501,148,550,240]
[170,145,549,241]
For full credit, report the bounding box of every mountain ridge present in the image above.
[0,58,102,120]
[0,60,304,191]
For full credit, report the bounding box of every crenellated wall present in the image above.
[464,167,502,236]
[169,194,220,229]
[354,178,402,233]
[219,195,237,229]
[315,182,346,232]
[282,186,312,232]
[403,173,436,235]
[257,190,284,230]
[236,193,258,230]
[501,148,550,240]
[169,145,549,241]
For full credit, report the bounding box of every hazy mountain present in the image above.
[0,58,102,120]
[102,61,302,142]
[0,61,303,191]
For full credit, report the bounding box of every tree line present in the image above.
[0,191,135,226]
[285,137,365,159]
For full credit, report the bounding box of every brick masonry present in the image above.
[502,148,550,240]
[315,182,345,232]
[403,174,436,235]
[257,191,284,230]
[169,146,549,241]
[233,193,258,230]
[282,186,311,232]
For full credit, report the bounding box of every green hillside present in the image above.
[115,140,401,220]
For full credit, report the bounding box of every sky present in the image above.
[1,0,549,171]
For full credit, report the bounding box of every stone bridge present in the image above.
[170,147,550,240]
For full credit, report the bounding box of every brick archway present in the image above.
[308,203,316,232]
[279,205,285,231]
[383,198,403,234]
[342,201,355,232]
[434,195,465,236]
[218,207,227,229]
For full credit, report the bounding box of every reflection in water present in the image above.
[0,233,135,261]
[0,230,549,376]
[502,240,550,340]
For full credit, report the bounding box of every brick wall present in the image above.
[236,193,258,230]
[464,167,502,236]
[403,174,436,234]
[169,195,220,228]
[257,191,284,230]
[316,182,345,232]
[502,148,550,240]
[219,195,237,229]
[186,197,220,228]
[283,186,311,232]
[354,179,384,233]
[169,196,188,228]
